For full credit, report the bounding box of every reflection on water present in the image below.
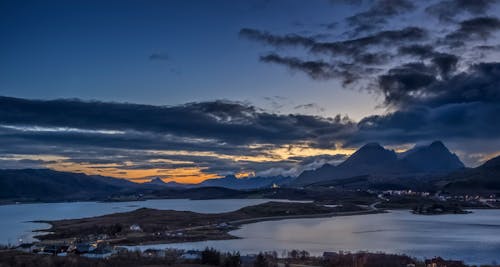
[0,199,282,244]
[1,200,500,265]
[129,210,500,265]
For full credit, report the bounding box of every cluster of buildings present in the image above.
[380,190,431,198]
[424,257,467,267]
[16,239,114,258]
[378,190,500,207]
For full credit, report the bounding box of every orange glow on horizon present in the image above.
[35,142,419,184]
[46,162,220,184]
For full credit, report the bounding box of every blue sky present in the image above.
[0,0,378,119]
[1,0,500,182]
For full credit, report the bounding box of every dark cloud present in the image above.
[240,26,427,56]
[239,28,315,47]
[237,1,500,168]
[5,62,498,172]
[346,0,416,35]
[398,44,436,58]
[0,96,354,149]
[378,62,438,106]
[425,0,498,22]
[242,27,425,84]
[346,62,500,148]
[260,53,373,85]
[260,53,339,80]
[380,62,500,107]
[431,53,459,78]
[311,27,427,56]
[294,103,325,113]
[444,16,500,46]
[397,45,460,78]
[352,102,500,146]
[0,95,357,177]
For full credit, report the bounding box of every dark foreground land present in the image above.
[37,202,376,245]
[0,247,490,267]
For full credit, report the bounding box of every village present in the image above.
[0,243,481,267]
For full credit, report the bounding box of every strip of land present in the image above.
[35,201,382,246]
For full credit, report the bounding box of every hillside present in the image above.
[444,155,500,192]
[293,141,465,186]
[197,175,290,190]
[401,141,464,172]
[0,169,141,202]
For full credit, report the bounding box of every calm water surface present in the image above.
[0,199,281,244]
[129,209,500,265]
[1,200,500,265]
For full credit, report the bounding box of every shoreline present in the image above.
[32,202,381,246]
[117,208,385,246]
[32,210,389,247]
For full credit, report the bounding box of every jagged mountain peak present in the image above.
[481,155,500,169]
[361,142,383,148]
[401,141,464,172]
[429,140,446,148]
[149,177,166,184]
[292,141,465,186]
[341,142,397,167]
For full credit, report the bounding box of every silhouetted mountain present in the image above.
[292,141,465,186]
[444,155,500,192]
[147,177,166,185]
[341,142,398,168]
[0,169,142,201]
[198,175,291,190]
[294,143,400,186]
[144,177,191,188]
[401,141,464,173]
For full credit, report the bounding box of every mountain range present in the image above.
[195,175,291,190]
[1,141,497,202]
[0,169,141,201]
[292,141,464,186]
[443,155,500,192]
[145,175,291,190]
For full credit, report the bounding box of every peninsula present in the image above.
[35,202,380,246]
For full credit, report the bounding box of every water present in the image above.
[128,209,500,265]
[0,199,281,245]
[1,200,500,265]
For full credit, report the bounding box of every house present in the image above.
[129,224,142,231]
[216,222,230,229]
[323,251,339,259]
[90,240,112,254]
[181,250,201,260]
[144,249,167,258]
[38,244,69,255]
[68,242,92,254]
[425,257,466,267]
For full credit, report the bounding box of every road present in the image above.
[170,201,383,233]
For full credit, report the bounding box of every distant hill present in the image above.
[0,169,142,202]
[142,175,291,190]
[292,141,465,186]
[197,175,291,190]
[144,177,191,188]
[400,141,464,173]
[0,169,259,202]
[444,155,500,192]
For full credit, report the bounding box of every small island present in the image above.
[35,201,380,246]
[412,202,470,215]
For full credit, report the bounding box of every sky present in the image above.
[1,0,500,183]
